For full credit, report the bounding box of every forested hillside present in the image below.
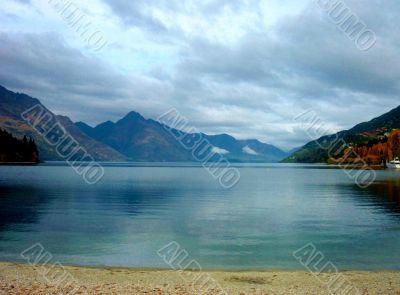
[350,129,400,165]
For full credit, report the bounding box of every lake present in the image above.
[0,163,399,270]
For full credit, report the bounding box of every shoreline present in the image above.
[4,258,400,273]
[1,262,399,294]
[0,162,39,166]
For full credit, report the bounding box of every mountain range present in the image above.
[3,84,398,164]
[0,85,126,161]
[0,85,288,162]
[75,112,288,162]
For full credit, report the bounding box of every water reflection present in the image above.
[368,179,400,205]
[0,165,400,270]
[352,178,400,215]
[0,185,50,231]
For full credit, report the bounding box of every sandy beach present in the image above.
[0,262,399,294]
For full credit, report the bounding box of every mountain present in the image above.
[284,105,400,163]
[0,84,287,162]
[76,112,288,162]
[239,139,288,161]
[201,135,287,162]
[0,85,126,161]
[76,111,195,162]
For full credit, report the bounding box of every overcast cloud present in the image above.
[0,0,399,149]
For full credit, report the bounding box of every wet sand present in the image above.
[0,262,399,294]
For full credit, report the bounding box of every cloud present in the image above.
[242,146,259,156]
[0,31,172,123]
[164,0,400,147]
[0,0,400,149]
[211,146,230,155]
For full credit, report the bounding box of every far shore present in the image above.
[0,161,39,165]
[1,262,399,294]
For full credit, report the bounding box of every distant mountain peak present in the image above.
[96,120,114,128]
[0,85,288,163]
[0,85,126,161]
[75,111,288,162]
[119,111,145,122]
[75,121,92,128]
[211,133,235,140]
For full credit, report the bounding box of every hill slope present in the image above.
[76,113,288,163]
[284,105,400,163]
[0,84,287,162]
[0,85,126,161]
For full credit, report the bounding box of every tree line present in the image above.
[350,129,400,165]
[0,129,39,163]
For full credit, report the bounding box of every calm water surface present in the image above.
[0,163,399,270]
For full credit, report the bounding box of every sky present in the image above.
[0,0,399,149]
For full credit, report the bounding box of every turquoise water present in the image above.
[0,163,399,270]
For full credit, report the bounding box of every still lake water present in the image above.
[0,163,399,270]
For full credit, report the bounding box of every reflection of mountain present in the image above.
[0,185,48,231]
[0,181,182,234]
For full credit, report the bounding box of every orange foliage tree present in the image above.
[352,130,400,164]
